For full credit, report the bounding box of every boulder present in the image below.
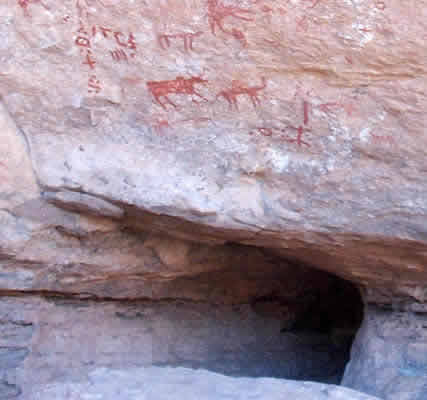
[31,366,382,400]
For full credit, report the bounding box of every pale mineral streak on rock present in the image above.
[43,190,124,219]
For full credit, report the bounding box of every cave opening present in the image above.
[151,265,365,385]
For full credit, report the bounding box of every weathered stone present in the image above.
[0,348,29,371]
[0,0,425,302]
[29,366,381,400]
[0,1,426,400]
[0,295,357,389]
[43,190,124,219]
[342,305,427,400]
[0,380,21,399]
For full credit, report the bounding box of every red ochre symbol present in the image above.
[147,76,209,110]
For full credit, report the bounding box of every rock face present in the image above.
[1,0,426,300]
[343,306,427,400]
[0,294,359,397]
[0,1,426,399]
[29,366,382,400]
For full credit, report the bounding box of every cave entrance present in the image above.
[152,269,364,385]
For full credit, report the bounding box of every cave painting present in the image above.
[158,32,204,53]
[252,100,312,148]
[216,77,267,110]
[147,76,209,110]
[14,0,393,154]
[207,0,253,45]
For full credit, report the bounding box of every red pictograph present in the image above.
[151,118,171,134]
[370,132,395,146]
[147,76,209,110]
[252,125,311,148]
[158,31,204,53]
[287,125,311,147]
[82,50,97,69]
[110,49,129,63]
[252,98,312,147]
[230,28,247,47]
[207,0,253,35]
[88,75,102,94]
[18,0,49,17]
[216,77,267,110]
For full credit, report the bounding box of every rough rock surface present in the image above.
[0,1,426,400]
[29,366,382,400]
[0,294,358,395]
[343,305,427,400]
[0,0,426,302]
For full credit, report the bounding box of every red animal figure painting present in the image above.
[147,76,209,110]
[18,0,49,17]
[207,0,253,35]
[158,32,204,52]
[217,77,267,110]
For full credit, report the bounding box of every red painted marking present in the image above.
[303,100,310,125]
[252,124,311,148]
[75,36,91,47]
[158,31,204,52]
[254,127,273,137]
[147,76,209,110]
[110,49,128,63]
[114,31,127,47]
[207,0,253,35]
[375,1,386,10]
[83,50,96,69]
[231,28,247,47]
[88,75,102,94]
[18,0,49,17]
[99,26,112,38]
[152,119,170,134]
[285,125,311,147]
[216,77,267,110]
[127,33,137,50]
[63,15,72,23]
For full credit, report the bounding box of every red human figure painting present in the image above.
[207,0,253,35]
[217,77,267,110]
[147,76,209,110]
